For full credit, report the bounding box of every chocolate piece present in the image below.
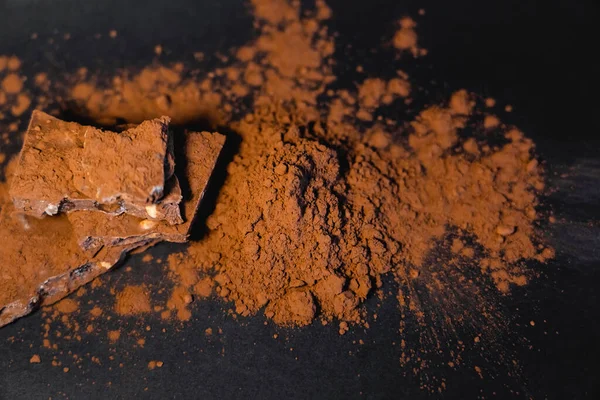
[0,203,140,327]
[69,131,226,251]
[94,175,184,225]
[81,115,170,202]
[9,111,183,223]
[0,130,225,328]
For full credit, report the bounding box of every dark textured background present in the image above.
[0,0,599,398]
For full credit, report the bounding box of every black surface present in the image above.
[1,0,599,399]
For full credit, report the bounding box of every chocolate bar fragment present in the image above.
[115,174,183,225]
[9,111,183,224]
[0,130,225,328]
[0,203,131,327]
[69,131,226,251]
[1,118,225,327]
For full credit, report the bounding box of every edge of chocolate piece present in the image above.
[0,131,225,328]
[81,116,170,203]
[0,201,158,328]
[68,131,226,251]
[9,111,182,223]
[118,175,184,225]
[0,246,125,328]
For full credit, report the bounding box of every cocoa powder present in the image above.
[40,0,553,329]
[0,0,555,380]
[9,111,175,217]
[114,285,151,315]
[122,0,547,329]
[393,17,427,57]
[69,65,224,127]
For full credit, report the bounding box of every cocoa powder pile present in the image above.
[0,0,555,373]
[45,0,550,329]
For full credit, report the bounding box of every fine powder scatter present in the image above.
[54,299,80,314]
[114,285,152,316]
[114,0,552,329]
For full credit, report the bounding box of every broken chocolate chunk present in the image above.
[69,131,226,251]
[0,130,225,328]
[0,202,133,327]
[9,110,183,223]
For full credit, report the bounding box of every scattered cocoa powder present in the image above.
[0,0,557,389]
[3,0,552,331]
[89,306,103,318]
[121,1,550,330]
[164,285,193,321]
[483,114,500,129]
[147,360,163,370]
[69,65,224,126]
[114,285,152,316]
[1,73,23,94]
[54,299,79,314]
[393,17,427,57]
[10,93,30,116]
[356,75,411,121]
[108,330,121,342]
[7,56,21,71]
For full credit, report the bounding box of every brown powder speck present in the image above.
[55,299,79,314]
[474,366,483,379]
[194,277,214,298]
[7,56,21,71]
[1,73,23,94]
[34,72,48,86]
[393,17,426,57]
[89,306,103,318]
[108,330,121,342]
[115,285,152,316]
[483,115,500,129]
[485,97,496,107]
[339,321,349,335]
[11,93,31,116]
[90,277,103,289]
[165,285,193,321]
